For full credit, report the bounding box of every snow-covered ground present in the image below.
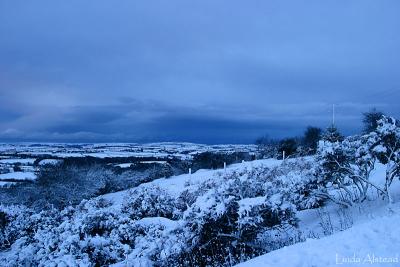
[102,158,283,208]
[37,159,62,166]
[0,171,37,181]
[0,142,257,160]
[113,163,133,168]
[236,209,400,267]
[1,139,399,266]
[0,158,36,164]
[235,163,400,267]
[99,158,400,267]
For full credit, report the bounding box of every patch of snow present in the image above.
[238,196,266,215]
[135,217,180,230]
[139,161,167,164]
[0,158,36,164]
[0,172,37,181]
[0,181,17,187]
[114,163,132,168]
[38,159,62,166]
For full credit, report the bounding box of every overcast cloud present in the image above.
[0,0,399,143]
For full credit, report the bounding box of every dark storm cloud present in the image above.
[0,0,400,143]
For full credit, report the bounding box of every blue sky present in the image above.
[0,0,399,143]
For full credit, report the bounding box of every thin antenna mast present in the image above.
[332,104,335,126]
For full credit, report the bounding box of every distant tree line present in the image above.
[255,108,387,159]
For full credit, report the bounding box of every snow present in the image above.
[1,137,399,267]
[38,159,62,166]
[101,158,284,208]
[0,171,37,180]
[238,196,266,215]
[139,161,167,164]
[114,163,132,168]
[236,208,400,267]
[135,217,180,230]
[0,143,257,161]
[236,161,400,267]
[101,191,128,209]
[146,158,282,196]
[0,158,36,164]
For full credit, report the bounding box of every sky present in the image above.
[0,0,399,144]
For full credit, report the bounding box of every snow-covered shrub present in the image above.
[169,168,299,267]
[369,116,400,200]
[341,135,376,202]
[314,133,377,206]
[272,159,325,210]
[315,126,356,207]
[2,153,353,266]
[121,217,185,266]
[315,116,400,205]
[0,198,134,266]
[175,188,205,213]
[317,135,347,186]
[237,194,297,239]
[0,205,76,266]
[0,205,35,250]
[122,185,178,220]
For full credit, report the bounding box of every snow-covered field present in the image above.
[0,142,256,192]
[1,156,399,266]
[0,158,36,164]
[0,142,257,160]
[0,172,37,181]
[0,119,399,267]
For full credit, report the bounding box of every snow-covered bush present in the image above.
[121,217,185,266]
[0,199,133,266]
[316,116,400,205]
[272,159,325,209]
[168,167,299,266]
[366,116,400,202]
[122,185,178,220]
[316,126,347,184]
[1,156,343,266]
[315,126,358,207]
[316,133,377,206]
[341,135,376,202]
[0,205,36,250]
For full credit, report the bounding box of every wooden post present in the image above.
[224,162,226,173]
[189,168,192,175]
[283,151,285,161]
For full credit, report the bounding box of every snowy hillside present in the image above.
[0,116,399,267]
[96,159,400,267]
[101,158,283,207]
[236,209,400,267]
